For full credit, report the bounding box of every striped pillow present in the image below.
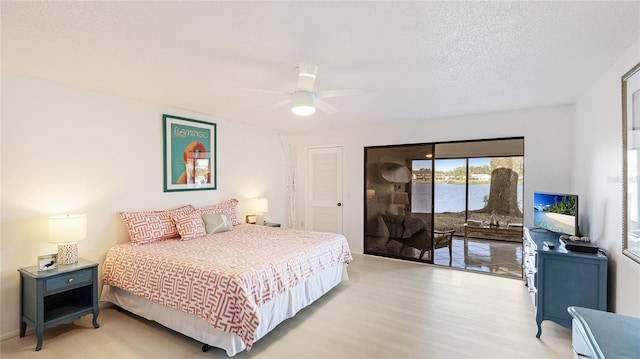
[119,205,195,245]
[197,198,240,225]
[173,212,206,241]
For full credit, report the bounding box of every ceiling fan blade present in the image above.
[297,63,318,92]
[316,88,374,98]
[261,98,292,111]
[315,98,339,114]
[240,88,289,96]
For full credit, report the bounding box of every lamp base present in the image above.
[57,243,78,265]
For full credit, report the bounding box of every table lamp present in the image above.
[253,198,269,225]
[48,214,87,265]
[366,189,376,198]
[393,192,409,215]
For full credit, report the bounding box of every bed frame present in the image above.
[101,262,348,356]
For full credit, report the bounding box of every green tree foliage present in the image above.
[444,165,492,177]
[469,165,491,175]
[544,195,577,216]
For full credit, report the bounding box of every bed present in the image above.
[101,211,352,356]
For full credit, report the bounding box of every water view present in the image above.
[412,183,524,213]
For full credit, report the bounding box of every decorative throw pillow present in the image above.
[119,205,196,245]
[197,198,240,225]
[173,212,206,241]
[160,205,197,236]
[201,213,233,234]
[118,212,165,246]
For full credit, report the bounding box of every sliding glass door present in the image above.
[364,137,524,276]
[364,144,435,262]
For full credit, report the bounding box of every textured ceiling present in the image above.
[2,1,639,133]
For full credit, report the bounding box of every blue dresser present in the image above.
[523,228,608,337]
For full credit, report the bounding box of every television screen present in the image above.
[533,192,579,235]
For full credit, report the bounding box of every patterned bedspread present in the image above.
[102,224,352,348]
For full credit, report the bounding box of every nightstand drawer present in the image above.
[45,269,92,292]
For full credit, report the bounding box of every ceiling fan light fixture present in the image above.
[292,104,315,116]
[291,91,316,116]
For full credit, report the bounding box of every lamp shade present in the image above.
[253,198,269,214]
[379,163,412,184]
[393,192,409,205]
[48,214,87,244]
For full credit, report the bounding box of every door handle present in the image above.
[337,202,342,206]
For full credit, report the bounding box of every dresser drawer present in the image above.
[45,269,92,292]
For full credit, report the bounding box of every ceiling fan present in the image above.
[251,63,371,116]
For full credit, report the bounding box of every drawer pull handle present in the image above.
[68,278,74,283]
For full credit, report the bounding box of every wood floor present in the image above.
[1,254,572,358]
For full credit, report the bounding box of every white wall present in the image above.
[294,105,575,254]
[6,43,638,340]
[573,39,640,316]
[0,71,289,338]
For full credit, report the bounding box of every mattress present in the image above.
[101,224,352,355]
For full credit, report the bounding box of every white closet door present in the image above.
[306,146,343,233]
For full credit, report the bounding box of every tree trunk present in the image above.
[482,167,522,216]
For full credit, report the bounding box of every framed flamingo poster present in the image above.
[163,114,217,192]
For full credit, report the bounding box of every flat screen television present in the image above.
[533,192,579,236]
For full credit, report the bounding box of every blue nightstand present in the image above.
[19,258,100,351]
